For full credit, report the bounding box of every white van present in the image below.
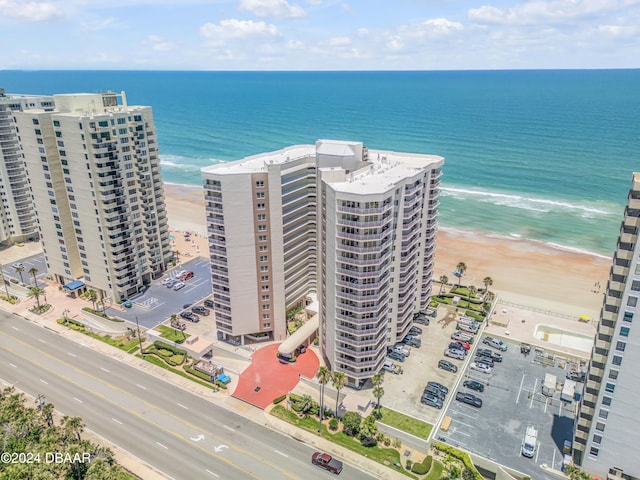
[521,425,538,458]
[393,344,410,357]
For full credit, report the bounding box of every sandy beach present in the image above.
[164,183,611,318]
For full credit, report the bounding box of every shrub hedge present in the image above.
[412,462,428,474]
[273,395,287,405]
[433,443,481,480]
[184,364,213,382]
[153,340,186,355]
[423,455,432,472]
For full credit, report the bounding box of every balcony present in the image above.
[336,244,382,254]
[337,218,386,228]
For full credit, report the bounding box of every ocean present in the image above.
[2,70,639,256]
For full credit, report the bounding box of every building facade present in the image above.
[573,173,640,480]
[0,88,54,245]
[14,92,170,301]
[202,140,443,385]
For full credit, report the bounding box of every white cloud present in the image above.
[469,0,620,26]
[327,36,351,46]
[423,18,464,35]
[0,0,62,21]
[239,0,306,18]
[146,34,175,51]
[200,18,281,44]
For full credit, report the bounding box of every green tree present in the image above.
[331,371,347,418]
[468,285,477,300]
[299,395,314,417]
[28,267,39,288]
[373,384,385,418]
[85,289,98,311]
[483,276,493,300]
[341,411,362,437]
[63,416,85,442]
[439,275,448,294]
[455,262,467,288]
[359,414,378,445]
[316,365,331,431]
[462,467,476,480]
[27,286,45,309]
[14,265,25,285]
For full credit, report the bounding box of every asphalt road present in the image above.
[0,312,373,480]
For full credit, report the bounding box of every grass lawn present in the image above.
[424,460,444,480]
[378,407,433,439]
[57,319,143,353]
[270,406,417,479]
[157,325,190,342]
[139,355,218,391]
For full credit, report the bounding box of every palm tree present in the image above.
[468,285,477,300]
[316,366,331,432]
[331,371,347,418]
[483,276,493,300]
[14,265,25,285]
[64,416,85,442]
[455,262,467,288]
[27,286,45,309]
[373,384,385,417]
[28,267,39,288]
[85,289,98,311]
[299,394,314,417]
[439,275,448,294]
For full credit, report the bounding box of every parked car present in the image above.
[12,262,24,269]
[463,380,485,392]
[166,279,179,288]
[192,306,210,316]
[424,385,446,401]
[392,344,410,357]
[451,331,475,343]
[471,362,493,374]
[448,342,468,353]
[204,299,215,308]
[404,338,421,348]
[383,361,403,375]
[185,313,200,323]
[176,270,187,277]
[427,381,449,396]
[420,394,443,409]
[161,278,173,285]
[410,325,423,334]
[453,341,471,350]
[388,351,406,362]
[414,316,430,325]
[476,348,503,362]
[180,311,194,320]
[296,345,307,355]
[444,348,465,360]
[438,359,458,373]
[474,356,494,368]
[483,336,508,351]
[173,282,186,291]
[183,303,192,309]
[179,271,194,281]
[455,391,483,408]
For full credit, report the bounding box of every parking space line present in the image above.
[516,374,525,404]
[530,378,537,408]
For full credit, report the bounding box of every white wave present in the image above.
[159,154,225,171]
[441,186,616,216]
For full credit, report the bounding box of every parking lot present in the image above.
[104,257,213,329]
[439,335,578,480]
[1,253,49,286]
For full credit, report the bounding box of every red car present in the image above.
[179,271,194,281]
[454,341,471,350]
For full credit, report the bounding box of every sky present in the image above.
[1,0,639,70]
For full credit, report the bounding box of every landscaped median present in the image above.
[269,393,448,478]
[57,317,141,353]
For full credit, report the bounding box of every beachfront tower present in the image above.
[14,91,171,301]
[202,140,443,386]
[0,89,54,245]
[573,173,640,480]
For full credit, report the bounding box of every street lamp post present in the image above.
[135,316,144,358]
[0,263,11,299]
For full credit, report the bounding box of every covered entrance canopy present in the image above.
[278,315,319,355]
[62,280,85,292]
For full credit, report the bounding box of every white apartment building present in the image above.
[202,140,443,385]
[573,173,640,480]
[14,91,170,301]
[0,88,54,245]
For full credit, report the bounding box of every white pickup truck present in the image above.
[521,425,538,458]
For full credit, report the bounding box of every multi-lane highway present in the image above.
[0,312,374,479]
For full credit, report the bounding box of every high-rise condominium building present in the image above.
[202,140,443,385]
[0,88,54,245]
[14,91,170,301]
[573,173,640,480]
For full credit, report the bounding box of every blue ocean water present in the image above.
[2,70,639,256]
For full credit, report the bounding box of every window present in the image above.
[620,326,630,337]
[595,421,606,432]
[615,341,626,352]
[259,246,267,252]
[593,434,602,445]
[627,296,637,307]
[260,275,269,282]
[258,225,266,232]
[256,192,265,199]
[262,304,270,310]
[258,235,267,242]
[261,285,269,291]
[632,280,640,291]
[612,355,623,366]
[257,214,266,221]
[259,255,268,262]
[609,369,619,380]
[53,120,60,127]
[605,383,615,393]
[256,180,264,188]
[599,409,609,419]
[589,447,599,457]
[261,295,270,301]
[602,396,612,406]
[263,323,271,328]
[257,203,265,210]
[32,118,39,125]
[260,266,268,272]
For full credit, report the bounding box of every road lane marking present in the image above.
[38,338,47,344]
[40,379,48,384]
[11,326,19,331]
[9,362,16,368]
[73,397,83,404]
[177,403,188,410]
[223,425,235,432]
[274,450,288,458]
[205,469,220,477]
[67,352,76,358]
[136,383,147,390]
[156,442,168,450]
[0,338,297,480]
[112,418,123,425]
[101,367,110,373]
